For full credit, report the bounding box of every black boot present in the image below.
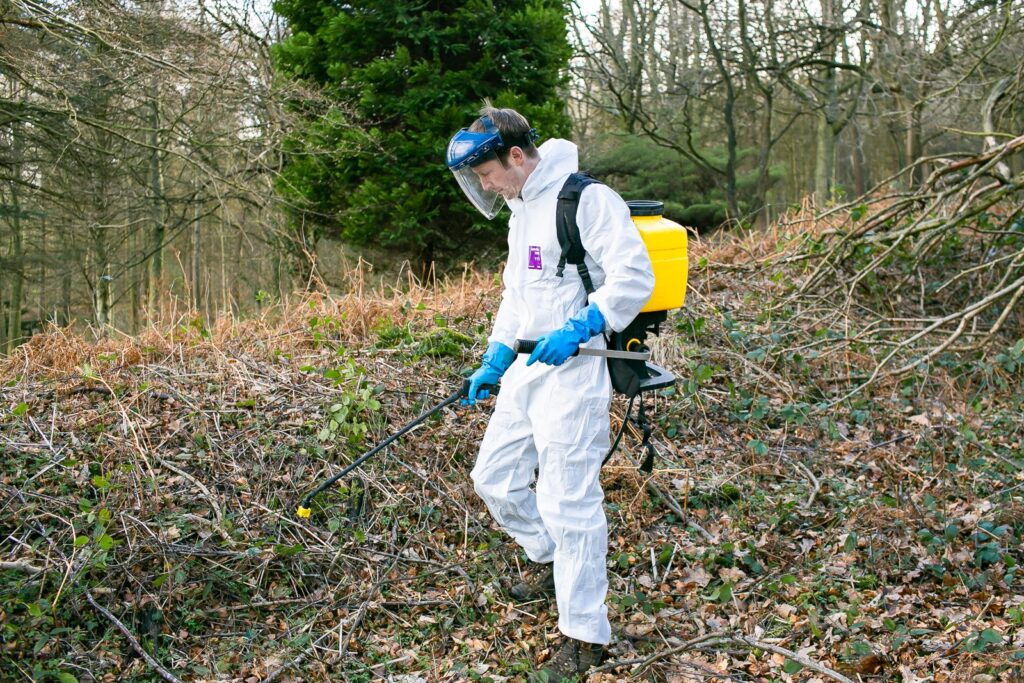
[509,561,555,602]
[530,637,605,682]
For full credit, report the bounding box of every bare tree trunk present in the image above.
[272,253,282,302]
[624,0,641,134]
[687,0,739,219]
[982,77,1013,181]
[814,109,836,202]
[95,276,111,329]
[7,211,23,351]
[0,277,6,352]
[146,82,166,318]
[60,270,71,327]
[191,181,202,313]
[94,273,111,329]
[755,97,774,227]
[905,102,924,186]
[220,209,229,316]
[6,130,25,351]
[228,217,241,317]
[129,211,140,333]
[90,227,113,329]
[851,122,866,197]
[738,0,783,227]
[131,274,140,332]
[39,214,47,326]
[813,0,838,203]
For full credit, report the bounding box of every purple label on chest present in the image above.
[528,245,543,270]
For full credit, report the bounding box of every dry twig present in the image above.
[85,591,185,683]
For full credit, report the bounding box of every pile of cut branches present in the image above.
[773,134,1024,401]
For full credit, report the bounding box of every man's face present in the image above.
[471,154,526,200]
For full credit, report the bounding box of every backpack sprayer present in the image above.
[297,188,688,517]
[539,177,690,473]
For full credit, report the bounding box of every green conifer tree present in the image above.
[272,0,572,274]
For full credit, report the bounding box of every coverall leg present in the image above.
[471,355,612,645]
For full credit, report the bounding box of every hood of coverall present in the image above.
[513,138,579,207]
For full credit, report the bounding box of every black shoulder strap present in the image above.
[555,172,602,295]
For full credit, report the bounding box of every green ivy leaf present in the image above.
[978,628,1002,646]
[274,543,304,557]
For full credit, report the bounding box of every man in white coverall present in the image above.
[446,105,654,681]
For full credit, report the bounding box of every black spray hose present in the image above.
[297,379,480,519]
[602,393,637,467]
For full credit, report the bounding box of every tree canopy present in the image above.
[271,0,574,272]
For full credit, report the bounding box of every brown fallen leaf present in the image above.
[855,654,885,675]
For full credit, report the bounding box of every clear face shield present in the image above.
[446,128,504,219]
[446,116,538,220]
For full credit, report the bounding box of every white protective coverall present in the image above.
[470,139,655,645]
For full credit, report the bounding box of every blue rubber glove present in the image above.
[463,341,516,405]
[526,304,606,367]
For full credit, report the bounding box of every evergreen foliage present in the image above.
[271,0,573,270]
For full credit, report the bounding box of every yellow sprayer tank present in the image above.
[628,201,688,313]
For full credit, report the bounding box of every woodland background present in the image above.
[1,0,1023,682]
[1,0,1021,345]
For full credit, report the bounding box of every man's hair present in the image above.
[469,102,539,163]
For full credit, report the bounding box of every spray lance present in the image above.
[295,342,650,519]
[296,379,475,518]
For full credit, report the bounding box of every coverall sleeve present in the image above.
[576,184,655,333]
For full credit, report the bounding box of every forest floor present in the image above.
[2,215,1023,683]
